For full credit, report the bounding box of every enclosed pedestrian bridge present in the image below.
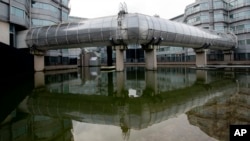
[25,12,237,71]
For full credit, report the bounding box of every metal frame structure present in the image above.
[26,12,237,51]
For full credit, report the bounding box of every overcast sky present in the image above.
[69,0,195,19]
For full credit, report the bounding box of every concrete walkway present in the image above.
[206,65,250,68]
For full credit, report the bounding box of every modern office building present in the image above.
[157,0,250,63]
[0,0,78,68]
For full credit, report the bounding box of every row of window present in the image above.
[186,14,227,24]
[230,10,250,19]
[62,0,69,6]
[187,11,250,24]
[32,1,68,21]
[214,25,228,32]
[186,2,209,14]
[32,1,59,13]
[186,0,250,15]
[10,6,25,19]
[230,24,250,31]
[32,19,56,27]
[229,0,250,8]
[238,39,250,45]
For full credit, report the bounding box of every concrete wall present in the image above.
[16,30,28,49]
[0,21,9,45]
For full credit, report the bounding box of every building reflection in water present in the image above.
[1,67,249,141]
[187,81,250,141]
[0,114,73,141]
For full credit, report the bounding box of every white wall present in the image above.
[0,21,9,45]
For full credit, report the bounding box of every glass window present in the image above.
[247,39,250,45]
[238,40,245,45]
[32,19,56,27]
[214,1,223,8]
[62,11,68,21]
[230,26,235,31]
[246,24,250,29]
[214,13,224,21]
[32,1,59,13]
[62,0,68,6]
[215,25,224,31]
[236,25,244,30]
[186,7,192,14]
[200,15,208,21]
[11,6,25,18]
[200,3,208,9]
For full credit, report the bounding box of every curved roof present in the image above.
[26,13,237,50]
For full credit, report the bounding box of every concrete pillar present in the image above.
[0,21,9,45]
[80,50,90,67]
[116,47,125,71]
[107,46,113,66]
[145,47,157,70]
[223,51,234,62]
[195,49,207,68]
[34,55,44,72]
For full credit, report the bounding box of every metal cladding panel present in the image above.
[127,14,140,42]
[138,15,149,40]
[67,22,79,44]
[57,23,68,45]
[26,13,237,50]
[37,26,48,46]
[77,22,90,43]
[47,25,58,46]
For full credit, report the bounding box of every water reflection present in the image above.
[187,81,250,141]
[1,67,250,141]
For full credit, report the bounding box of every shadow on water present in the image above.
[1,66,250,141]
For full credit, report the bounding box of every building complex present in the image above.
[0,0,250,70]
[157,0,250,63]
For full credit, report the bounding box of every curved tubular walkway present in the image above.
[26,13,237,50]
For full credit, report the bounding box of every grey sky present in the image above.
[69,0,195,19]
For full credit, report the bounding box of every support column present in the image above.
[34,55,44,72]
[144,46,157,70]
[80,49,90,67]
[115,49,124,71]
[107,46,113,66]
[31,49,45,72]
[223,50,234,62]
[195,49,207,68]
[115,46,125,71]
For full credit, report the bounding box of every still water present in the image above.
[1,66,250,141]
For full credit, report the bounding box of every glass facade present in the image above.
[32,2,59,14]
[32,19,56,26]
[10,6,25,19]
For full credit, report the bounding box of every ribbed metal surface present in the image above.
[26,13,237,50]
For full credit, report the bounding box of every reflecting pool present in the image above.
[1,67,250,141]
